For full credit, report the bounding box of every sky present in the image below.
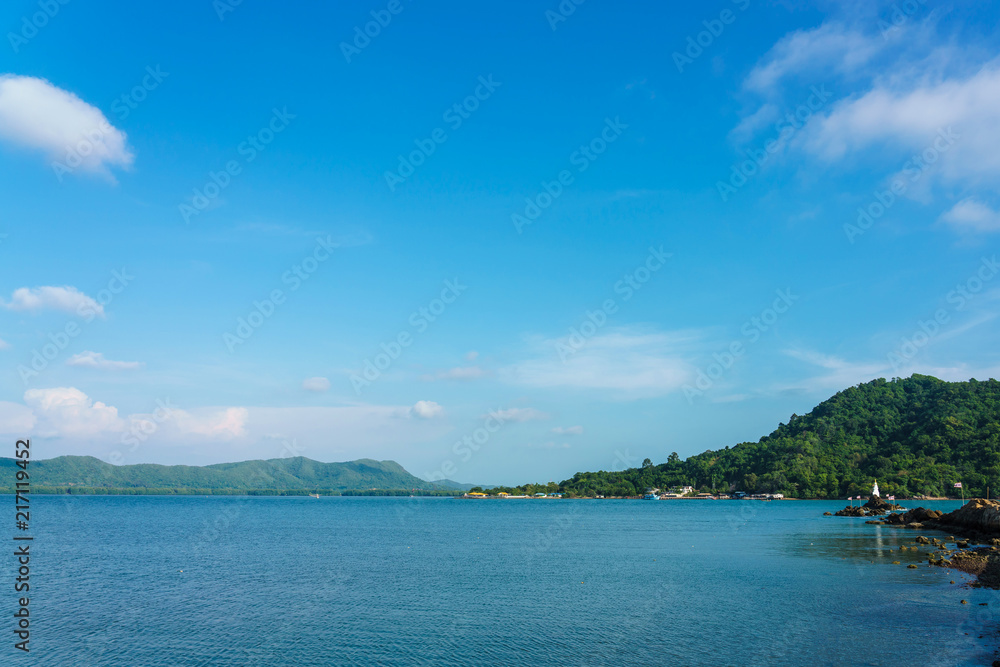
[1,0,999,485]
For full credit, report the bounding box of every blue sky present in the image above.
[1,0,999,485]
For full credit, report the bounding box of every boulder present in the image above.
[834,505,867,517]
[935,499,1000,535]
[863,495,904,513]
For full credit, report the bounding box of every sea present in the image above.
[4,495,998,666]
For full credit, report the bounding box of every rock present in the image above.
[865,520,885,525]
[834,506,867,517]
[957,540,970,549]
[907,564,918,569]
[977,554,1000,589]
[862,495,905,514]
[916,536,931,545]
[935,498,1000,534]
[892,560,901,565]
[962,599,968,604]
[823,512,832,516]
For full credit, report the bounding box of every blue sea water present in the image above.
[3,496,998,666]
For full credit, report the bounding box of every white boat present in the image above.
[309,493,320,499]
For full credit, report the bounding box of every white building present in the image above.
[872,479,880,497]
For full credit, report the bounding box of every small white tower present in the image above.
[872,479,880,497]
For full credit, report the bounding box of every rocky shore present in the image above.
[830,495,905,517]
[830,497,1000,590]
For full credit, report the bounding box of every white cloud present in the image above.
[551,425,583,435]
[788,61,1000,196]
[738,14,1000,228]
[66,351,142,371]
[0,75,133,180]
[409,400,443,419]
[15,387,247,443]
[940,198,1000,233]
[302,376,331,392]
[421,366,488,381]
[729,103,779,143]
[2,285,104,317]
[168,407,248,439]
[0,338,9,350]
[24,387,124,438]
[490,407,550,423]
[0,401,36,434]
[503,330,698,398]
[465,350,479,361]
[745,22,886,94]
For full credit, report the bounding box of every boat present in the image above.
[309,493,320,499]
[643,493,660,500]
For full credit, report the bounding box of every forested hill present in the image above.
[0,455,472,494]
[551,375,1000,499]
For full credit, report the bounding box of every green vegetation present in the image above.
[0,455,470,495]
[488,375,1000,499]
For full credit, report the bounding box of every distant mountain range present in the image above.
[0,455,474,494]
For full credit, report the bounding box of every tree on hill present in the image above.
[543,375,1000,499]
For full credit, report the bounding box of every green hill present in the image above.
[495,375,1000,499]
[0,455,472,495]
